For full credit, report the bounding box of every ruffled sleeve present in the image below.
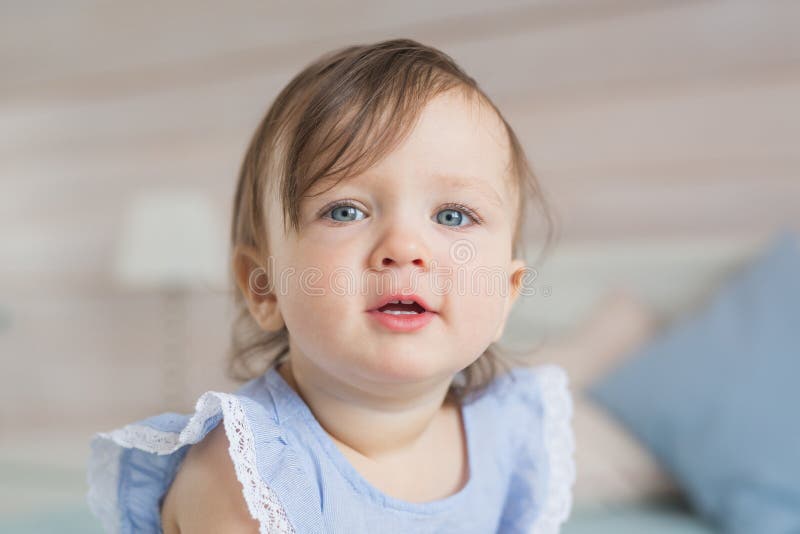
[86,391,296,534]
[498,365,576,534]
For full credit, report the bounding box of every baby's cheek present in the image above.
[447,275,507,352]
[279,287,368,376]
[287,263,357,310]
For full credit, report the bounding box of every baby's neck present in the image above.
[277,359,455,461]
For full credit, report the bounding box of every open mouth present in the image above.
[377,300,427,315]
[367,296,435,332]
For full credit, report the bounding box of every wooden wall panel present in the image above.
[0,1,798,433]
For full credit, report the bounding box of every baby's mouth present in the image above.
[366,296,436,332]
[377,300,427,315]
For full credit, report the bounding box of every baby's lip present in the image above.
[367,293,437,313]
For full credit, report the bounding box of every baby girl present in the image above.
[87,38,574,533]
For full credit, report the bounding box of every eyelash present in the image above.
[318,199,484,227]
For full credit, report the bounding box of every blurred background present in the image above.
[1,1,798,532]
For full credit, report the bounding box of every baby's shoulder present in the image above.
[162,423,259,533]
[86,383,296,534]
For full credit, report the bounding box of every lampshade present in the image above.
[113,189,227,290]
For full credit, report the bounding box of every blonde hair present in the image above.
[229,38,556,404]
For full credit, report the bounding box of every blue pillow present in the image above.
[588,230,800,534]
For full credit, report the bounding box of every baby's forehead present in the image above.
[313,121,514,192]
[315,97,514,193]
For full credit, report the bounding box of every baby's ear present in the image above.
[232,245,285,332]
[492,258,527,343]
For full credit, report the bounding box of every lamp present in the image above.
[113,189,227,409]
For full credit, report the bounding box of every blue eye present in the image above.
[436,204,479,227]
[325,203,366,223]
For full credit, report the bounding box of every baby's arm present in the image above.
[161,423,260,534]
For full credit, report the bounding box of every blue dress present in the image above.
[86,363,575,533]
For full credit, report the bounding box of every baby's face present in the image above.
[265,89,525,390]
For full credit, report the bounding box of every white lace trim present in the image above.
[86,392,295,534]
[530,365,576,534]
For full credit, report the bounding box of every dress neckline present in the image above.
[265,362,475,514]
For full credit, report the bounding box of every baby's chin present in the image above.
[342,348,464,390]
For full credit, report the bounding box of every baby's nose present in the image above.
[368,228,431,271]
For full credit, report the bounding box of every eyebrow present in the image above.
[432,172,504,208]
